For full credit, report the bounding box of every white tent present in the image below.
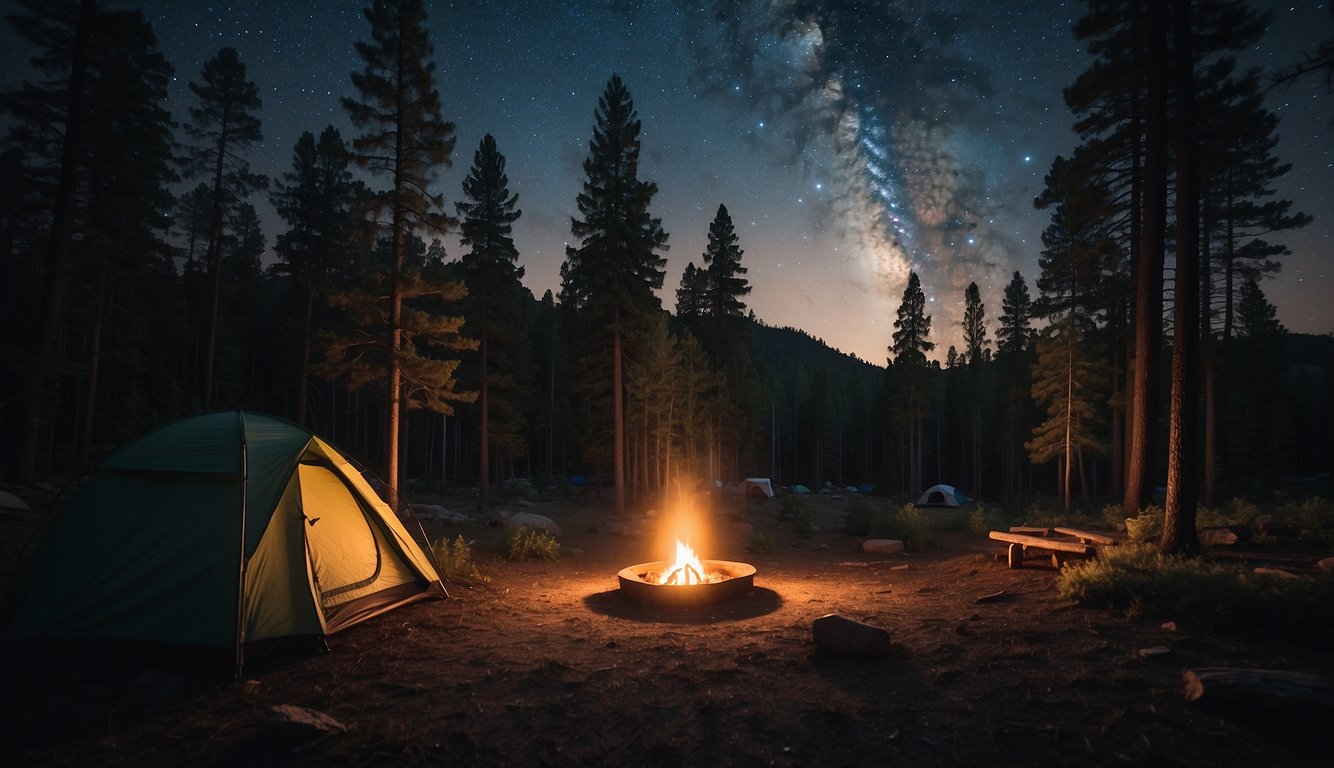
[742,478,775,498]
[917,484,968,508]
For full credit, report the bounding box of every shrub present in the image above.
[505,526,560,561]
[968,506,1004,537]
[891,504,933,552]
[1058,543,1334,631]
[787,497,814,538]
[1276,496,1334,545]
[779,493,803,521]
[431,534,486,582]
[1124,505,1163,543]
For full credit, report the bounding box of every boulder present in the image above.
[812,614,892,656]
[862,539,905,555]
[506,511,563,536]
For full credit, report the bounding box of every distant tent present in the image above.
[743,478,775,498]
[4,411,443,663]
[917,484,968,508]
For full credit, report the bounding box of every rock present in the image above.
[1199,526,1248,546]
[413,504,474,524]
[1161,621,1178,632]
[862,539,905,554]
[1137,645,1174,660]
[812,614,892,657]
[1253,566,1302,580]
[506,512,563,536]
[1317,557,1334,576]
[731,522,755,535]
[515,499,533,508]
[262,704,347,748]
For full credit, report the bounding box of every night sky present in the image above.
[4,0,1330,362]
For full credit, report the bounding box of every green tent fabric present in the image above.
[5,410,444,658]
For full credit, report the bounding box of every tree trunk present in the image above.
[613,308,625,516]
[1162,0,1202,556]
[479,327,490,511]
[297,289,313,426]
[79,265,107,466]
[18,0,95,482]
[1124,0,1168,519]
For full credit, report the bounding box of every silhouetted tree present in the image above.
[560,75,668,516]
[455,133,530,511]
[271,126,365,425]
[889,271,933,495]
[342,0,459,508]
[184,47,266,409]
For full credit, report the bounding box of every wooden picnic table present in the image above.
[989,527,1111,569]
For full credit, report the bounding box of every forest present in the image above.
[1,0,1330,538]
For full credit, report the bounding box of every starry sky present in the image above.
[4,0,1331,363]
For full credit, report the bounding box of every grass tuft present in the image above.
[431,534,488,582]
[505,526,561,561]
[1057,543,1334,631]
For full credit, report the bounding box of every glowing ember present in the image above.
[654,539,723,585]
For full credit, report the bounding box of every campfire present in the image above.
[618,537,756,607]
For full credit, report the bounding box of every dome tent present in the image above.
[916,484,968,508]
[4,411,444,665]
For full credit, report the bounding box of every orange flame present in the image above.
[657,539,706,585]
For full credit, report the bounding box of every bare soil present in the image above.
[2,493,1331,766]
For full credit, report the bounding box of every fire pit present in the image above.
[618,540,757,607]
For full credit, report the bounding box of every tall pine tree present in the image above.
[889,271,933,495]
[184,47,266,409]
[561,75,668,516]
[455,133,530,511]
[341,0,463,509]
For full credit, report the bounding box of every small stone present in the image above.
[515,499,533,508]
[1137,645,1173,660]
[812,613,892,657]
[1161,621,1178,632]
[862,539,905,554]
[1317,557,1334,576]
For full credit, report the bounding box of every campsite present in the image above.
[3,477,1333,766]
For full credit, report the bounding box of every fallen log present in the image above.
[1183,668,1334,715]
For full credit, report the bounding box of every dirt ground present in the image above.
[2,491,1332,766]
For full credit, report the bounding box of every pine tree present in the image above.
[701,203,750,353]
[455,133,530,511]
[271,126,364,425]
[560,74,668,516]
[342,0,460,509]
[962,281,989,495]
[1026,316,1108,516]
[6,0,95,481]
[184,47,266,409]
[889,271,934,495]
[675,262,707,327]
[996,271,1035,500]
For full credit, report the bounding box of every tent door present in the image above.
[297,463,415,610]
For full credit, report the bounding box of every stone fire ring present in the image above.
[617,560,757,607]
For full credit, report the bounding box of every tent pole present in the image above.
[234,408,250,678]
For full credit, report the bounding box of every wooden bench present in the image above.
[1053,526,1119,546]
[989,530,1097,569]
[1007,526,1054,537]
